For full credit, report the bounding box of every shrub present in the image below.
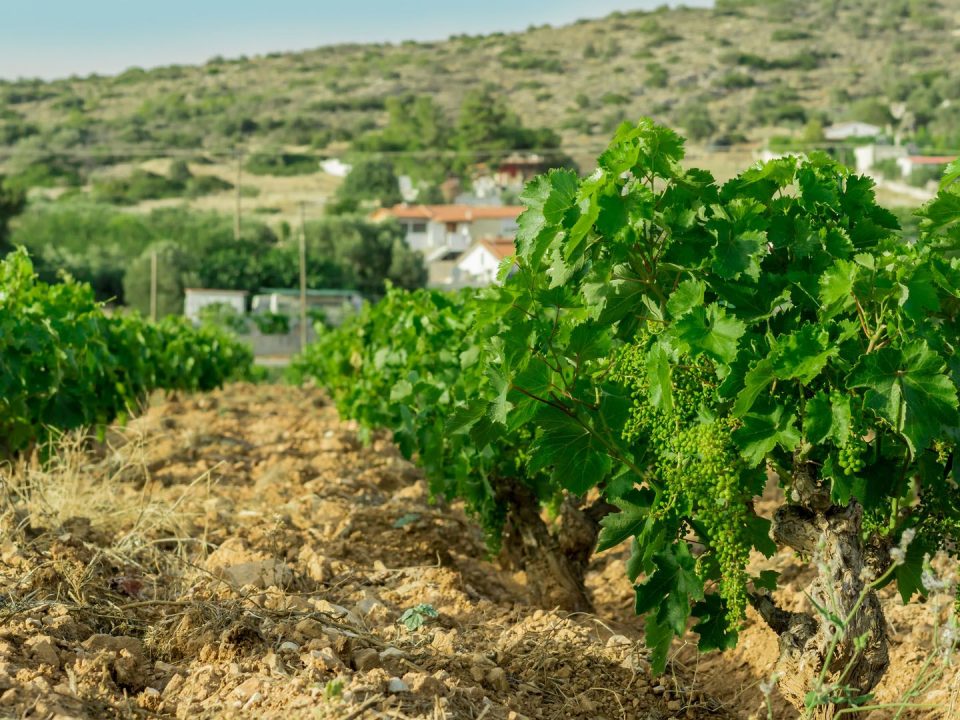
[245,152,318,176]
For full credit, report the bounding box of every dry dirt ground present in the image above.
[0,384,956,720]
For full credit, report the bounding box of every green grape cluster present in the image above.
[838,435,867,476]
[933,439,954,466]
[614,340,751,626]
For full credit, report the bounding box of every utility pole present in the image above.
[234,151,243,241]
[298,202,308,351]
[149,250,158,322]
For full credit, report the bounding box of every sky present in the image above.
[0,1,712,80]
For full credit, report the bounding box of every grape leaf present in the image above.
[732,403,801,466]
[666,279,706,319]
[669,303,745,364]
[848,341,959,453]
[596,489,654,552]
[769,324,837,384]
[528,406,612,494]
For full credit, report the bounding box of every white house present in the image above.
[824,122,882,141]
[370,204,523,256]
[184,288,248,322]
[320,158,351,177]
[251,288,363,326]
[452,238,516,287]
[896,155,956,179]
[853,144,907,175]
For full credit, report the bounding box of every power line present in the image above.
[0,142,954,164]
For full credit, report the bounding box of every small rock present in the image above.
[380,647,404,660]
[667,699,682,711]
[430,630,456,656]
[26,637,60,667]
[352,647,380,672]
[387,677,409,693]
[605,634,632,648]
[652,684,666,695]
[242,691,263,710]
[309,648,342,671]
[404,671,446,696]
[278,641,300,653]
[294,618,327,639]
[486,667,509,692]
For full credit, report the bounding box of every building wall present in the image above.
[456,247,501,286]
[184,292,246,322]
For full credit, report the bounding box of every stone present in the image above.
[352,648,380,672]
[605,634,632,648]
[242,691,263,710]
[403,672,446,696]
[27,637,60,667]
[486,667,509,692]
[387,677,409,693]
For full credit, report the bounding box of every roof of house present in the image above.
[905,155,956,165]
[371,204,524,223]
[256,288,363,298]
[458,238,516,263]
[824,122,882,138]
[184,288,249,296]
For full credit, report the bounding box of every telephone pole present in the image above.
[298,202,308,351]
[234,151,243,241]
[149,250,158,322]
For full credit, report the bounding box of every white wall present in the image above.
[184,292,246,322]
[456,247,502,286]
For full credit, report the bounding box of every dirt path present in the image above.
[0,384,956,719]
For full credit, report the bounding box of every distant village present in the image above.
[186,132,955,358]
[183,153,547,355]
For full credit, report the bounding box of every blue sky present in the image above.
[0,1,712,80]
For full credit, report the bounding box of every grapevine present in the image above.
[0,249,253,455]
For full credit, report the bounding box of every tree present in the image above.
[0,176,26,255]
[261,217,425,297]
[10,201,153,301]
[123,241,198,317]
[303,217,424,296]
[353,95,452,183]
[327,159,402,215]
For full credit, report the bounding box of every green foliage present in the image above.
[0,250,252,455]
[245,152,318,177]
[676,103,716,141]
[251,312,291,335]
[327,160,403,215]
[847,98,892,127]
[476,118,960,671]
[399,603,439,631]
[290,287,549,547]
[0,177,26,254]
[11,202,423,310]
[646,63,669,89]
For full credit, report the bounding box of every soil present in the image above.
[0,384,956,719]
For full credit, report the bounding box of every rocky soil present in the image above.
[0,384,956,719]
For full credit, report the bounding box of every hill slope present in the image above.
[1,0,958,179]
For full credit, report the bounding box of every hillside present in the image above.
[1,0,958,187]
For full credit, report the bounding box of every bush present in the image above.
[676,103,716,140]
[244,152,318,176]
[646,63,669,88]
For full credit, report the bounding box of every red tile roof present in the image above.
[478,237,516,261]
[907,156,956,165]
[371,204,524,223]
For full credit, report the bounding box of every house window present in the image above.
[411,222,427,233]
[445,222,457,232]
